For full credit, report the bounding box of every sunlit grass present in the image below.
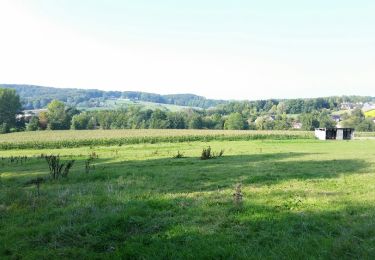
[1,139,375,258]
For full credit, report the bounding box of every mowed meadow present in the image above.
[1,130,375,259]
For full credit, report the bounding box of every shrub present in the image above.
[85,152,98,173]
[233,184,243,205]
[173,151,184,159]
[200,147,224,160]
[45,155,75,179]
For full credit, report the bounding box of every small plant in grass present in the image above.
[233,183,243,206]
[26,177,45,196]
[200,146,224,160]
[85,152,98,174]
[173,151,184,159]
[45,155,75,180]
[201,146,212,160]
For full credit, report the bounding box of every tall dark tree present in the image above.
[0,88,22,132]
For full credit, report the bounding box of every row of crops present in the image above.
[0,130,315,150]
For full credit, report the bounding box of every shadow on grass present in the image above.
[76,152,369,193]
[1,152,370,193]
[0,152,374,258]
[1,194,374,259]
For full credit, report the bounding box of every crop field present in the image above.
[365,109,375,118]
[1,134,375,259]
[0,130,314,149]
[355,131,375,138]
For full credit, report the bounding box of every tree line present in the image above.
[1,88,374,134]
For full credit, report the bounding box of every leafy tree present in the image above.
[38,111,48,130]
[71,113,90,130]
[356,118,375,132]
[149,109,169,129]
[47,100,69,130]
[341,108,366,130]
[167,112,186,129]
[0,88,22,130]
[0,123,10,134]
[318,110,336,128]
[188,114,203,129]
[355,118,375,132]
[276,102,287,114]
[274,114,291,130]
[87,117,97,129]
[26,116,40,131]
[255,116,275,130]
[211,113,224,129]
[224,113,246,130]
[65,107,80,127]
[300,113,319,130]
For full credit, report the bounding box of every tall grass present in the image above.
[356,132,375,137]
[0,129,314,150]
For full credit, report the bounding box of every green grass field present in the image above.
[1,134,375,259]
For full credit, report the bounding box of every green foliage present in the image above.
[224,113,247,130]
[0,84,226,109]
[26,116,39,131]
[188,114,203,129]
[255,116,275,130]
[167,112,186,129]
[356,118,375,132]
[47,100,69,130]
[1,140,375,258]
[0,123,10,134]
[0,88,22,128]
[71,113,91,130]
[45,155,75,179]
[149,109,169,129]
[318,110,336,128]
[300,113,320,130]
[173,151,184,159]
[200,146,224,160]
[341,108,374,131]
[47,100,79,130]
[273,114,292,130]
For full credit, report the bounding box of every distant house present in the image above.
[17,109,47,122]
[16,113,34,121]
[340,102,355,110]
[331,115,341,123]
[292,122,302,129]
[363,103,375,112]
[254,116,274,124]
[315,128,354,140]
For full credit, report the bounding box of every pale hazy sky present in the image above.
[0,0,374,100]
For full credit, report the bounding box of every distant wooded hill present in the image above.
[1,84,374,113]
[0,84,227,110]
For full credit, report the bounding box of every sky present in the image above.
[0,0,374,100]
